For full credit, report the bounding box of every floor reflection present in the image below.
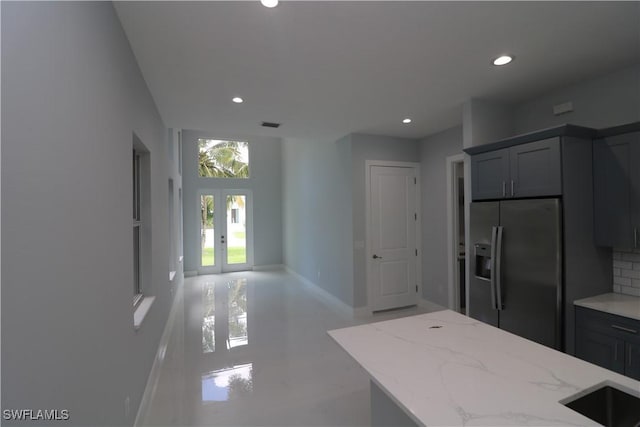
[202,283,216,353]
[198,278,252,405]
[227,279,248,349]
[201,278,249,353]
[201,362,253,402]
[139,271,442,426]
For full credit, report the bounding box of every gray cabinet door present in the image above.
[509,138,562,198]
[631,139,640,249]
[593,132,638,248]
[471,148,509,200]
[627,342,640,381]
[576,329,626,375]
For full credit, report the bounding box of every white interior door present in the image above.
[199,190,253,274]
[369,164,419,311]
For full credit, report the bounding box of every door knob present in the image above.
[372,254,382,259]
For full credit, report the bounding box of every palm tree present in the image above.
[198,140,249,178]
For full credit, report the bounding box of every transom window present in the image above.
[198,139,249,179]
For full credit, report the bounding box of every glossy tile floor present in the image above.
[138,270,441,426]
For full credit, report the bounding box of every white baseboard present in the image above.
[284,266,356,318]
[353,298,446,319]
[282,267,448,319]
[252,264,284,271]
[418,298,448,312]
[184,270,197,277]
[134,280,184,426]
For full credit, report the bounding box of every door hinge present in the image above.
[415,249,418,256]
[414,177,417,184]
[414,213,417,221]
[416,285,418,292]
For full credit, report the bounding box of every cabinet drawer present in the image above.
[575,306,640,341]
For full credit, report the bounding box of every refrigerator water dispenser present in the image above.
[474,243,492,280]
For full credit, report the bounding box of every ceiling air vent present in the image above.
[261,121,281,128]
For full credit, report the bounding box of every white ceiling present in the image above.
[115,1,640,141]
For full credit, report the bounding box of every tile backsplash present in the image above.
[613,248,640,297]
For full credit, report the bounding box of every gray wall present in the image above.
[167,129,185,294]
[350,134,420,308]
[462,98,514,148]
[181,130,282,272]
[281,134,420,308]
[2,3,171,426]
[513,63,640,133]
[419,126,464,306]
[281,136,354,306]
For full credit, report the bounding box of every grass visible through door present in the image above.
[201,231,247,265]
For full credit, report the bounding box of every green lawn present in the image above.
[202,246,246,266]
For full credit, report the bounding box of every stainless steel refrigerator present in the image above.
[469,198,563,350]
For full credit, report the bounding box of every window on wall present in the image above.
[198,139,249,178]
[133,149,143,305]
[179,188,183,259]
[168,179,176,275]
[133,134,150,307]
[178,131,182,176]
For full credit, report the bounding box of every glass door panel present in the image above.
[200,194,216,267]
[226,195,247,265]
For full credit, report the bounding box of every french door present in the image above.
[199,189,253,273]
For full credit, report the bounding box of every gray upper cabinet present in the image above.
[471,148,510,200]
[471,138,561,200]
[593,130,640,248]
[510,138,562,198]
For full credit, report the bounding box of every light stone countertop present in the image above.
[574,292,640,321]
[328,309,640,426]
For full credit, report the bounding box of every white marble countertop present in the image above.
[574,292,640,321]
[328,309,640,426]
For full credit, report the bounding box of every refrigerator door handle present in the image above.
[490,226,498,310]
[495,226,504,311]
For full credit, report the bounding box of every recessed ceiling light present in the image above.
[260,0,278,7]
[492,55,514,66]
[402,118,412,124]
[232,97,244,104]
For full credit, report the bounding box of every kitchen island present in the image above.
[328,309,640,426]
